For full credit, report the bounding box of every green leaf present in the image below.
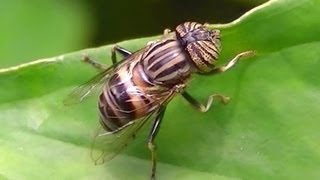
[1,0,320,179]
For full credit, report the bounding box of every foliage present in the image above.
[1,0,319,179]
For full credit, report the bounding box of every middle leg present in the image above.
[82,45,133,70]
[148,106,166,180]
[111,45,132,65]
[181,91,230,112]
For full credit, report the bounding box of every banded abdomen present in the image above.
[98,59,166,132]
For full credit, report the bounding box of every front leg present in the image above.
[203,50,255,75]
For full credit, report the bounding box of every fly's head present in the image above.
[176,22,221,73]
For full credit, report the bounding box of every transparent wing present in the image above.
[91,110,160,164]
[90,88,178,164]
[63,60,125,105]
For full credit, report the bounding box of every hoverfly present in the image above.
[65,22,254,180]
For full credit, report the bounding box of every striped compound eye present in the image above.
[176,22,221,72]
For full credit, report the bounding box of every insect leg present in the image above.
[81,45,133,70]
[111,45,132,65]
[163,28,171,35]
[148,106,166,180]
[82,55,109,70]
[203,50,255,75]
[181,91,230,112]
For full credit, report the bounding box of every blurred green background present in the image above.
[0,0,266,68]
[2,0,320,179]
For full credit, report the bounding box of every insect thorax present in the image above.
[140,22,222,88]
[141,39,195,86]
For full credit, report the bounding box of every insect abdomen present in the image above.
[98,63,158,132]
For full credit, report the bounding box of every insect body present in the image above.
[99,39,186,132]
[65,22,254,180]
